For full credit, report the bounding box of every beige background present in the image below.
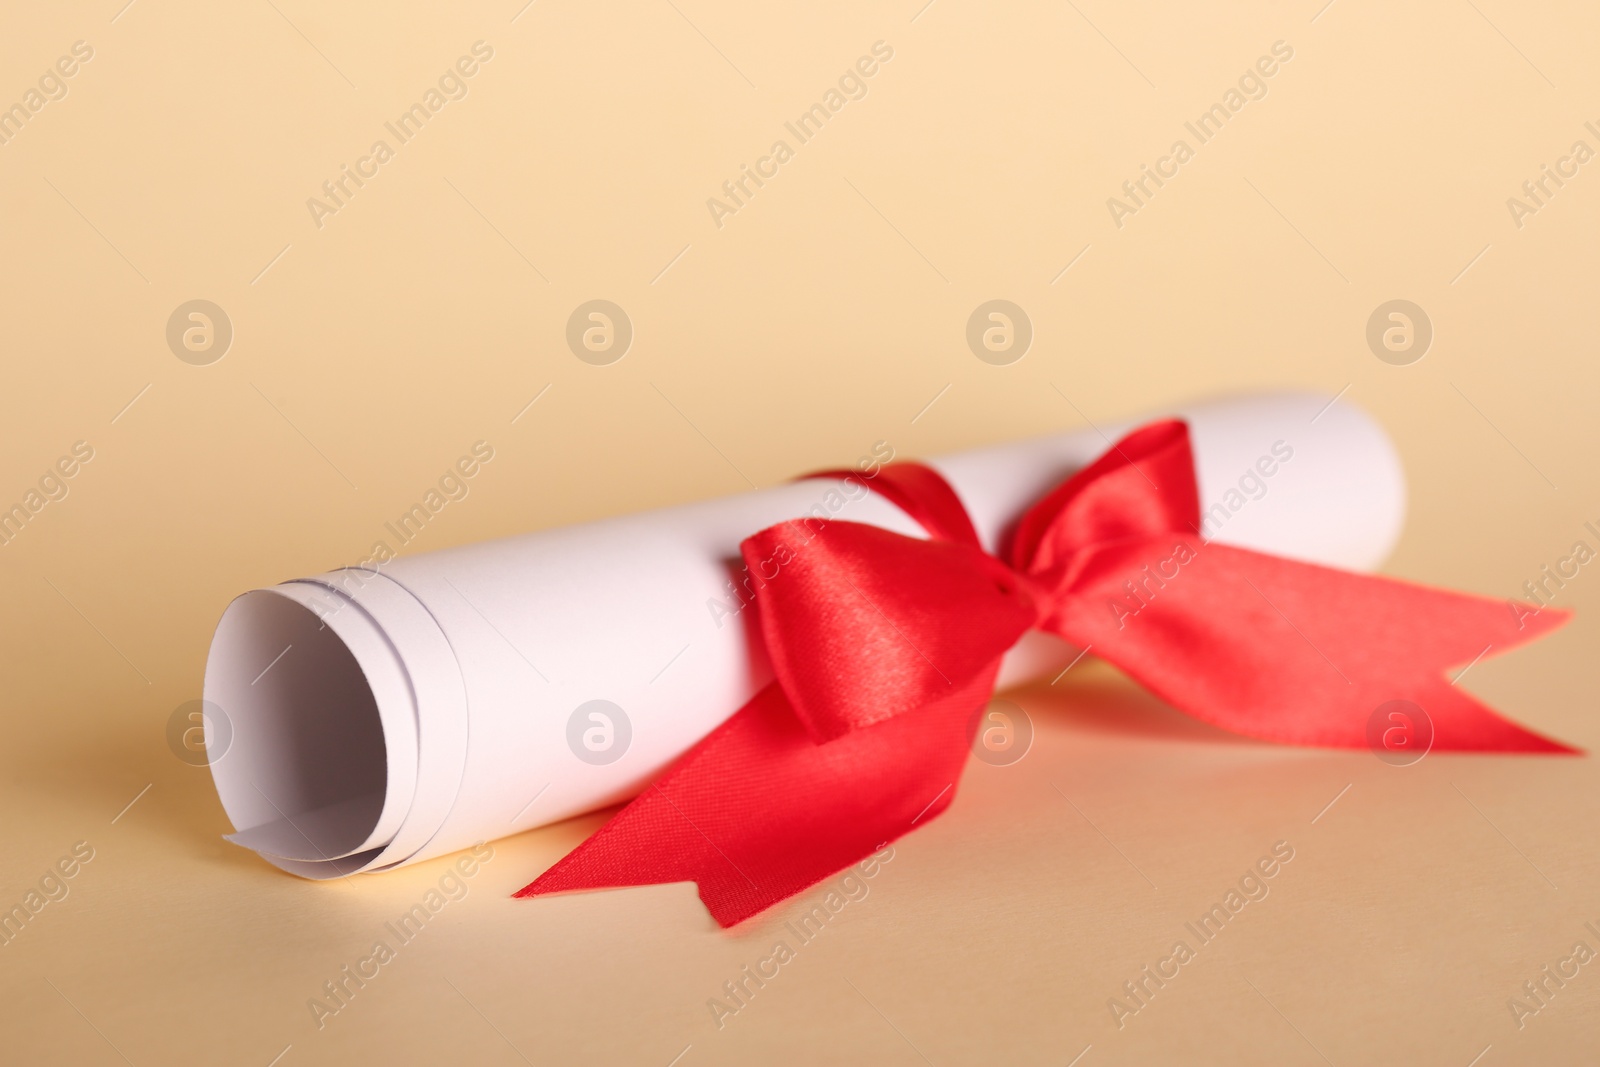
[2,0,1598,1063]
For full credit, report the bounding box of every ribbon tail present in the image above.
[517,671,995,926]
[1046,540,1579,754]
[1389,672,1578,753]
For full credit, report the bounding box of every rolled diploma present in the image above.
[203,392,1405,878]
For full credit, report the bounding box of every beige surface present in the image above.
[2,0,1598,1063]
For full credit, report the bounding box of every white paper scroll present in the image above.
[202,392,1405,878]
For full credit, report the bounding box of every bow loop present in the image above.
[1009,419,1201,577]
[740,519,1036,743]
[802,464,982,549]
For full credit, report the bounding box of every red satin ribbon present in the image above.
[518,419,1575,926]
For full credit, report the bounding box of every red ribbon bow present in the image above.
[519,420,1574,925]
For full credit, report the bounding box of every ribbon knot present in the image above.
[520,419,1576,927]
[1010,419,1201,575]
[743,418,1210,745]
